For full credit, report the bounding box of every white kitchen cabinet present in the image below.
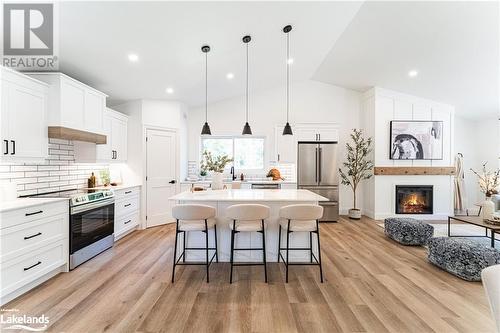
[96,108,128,162]
[1,67,48,161]
[274,125,296,163]
[27,72,107,135]
[295,124,339,142]
[114,186,141,240]
[0,200,69,305]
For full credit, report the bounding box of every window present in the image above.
[201,136,265,171]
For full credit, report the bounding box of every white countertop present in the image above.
[0,197,69,213]
[169,189,328,202]
[86,184,142,191]
[181,180,296,185]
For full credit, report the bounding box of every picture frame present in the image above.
[389,120,444,160]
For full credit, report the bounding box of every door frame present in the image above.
[142,125,179,228]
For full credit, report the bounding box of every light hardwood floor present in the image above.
[5,217,495,333]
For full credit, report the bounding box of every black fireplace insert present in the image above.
[395,185,433,214]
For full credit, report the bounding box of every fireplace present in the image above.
[395,185,433,214]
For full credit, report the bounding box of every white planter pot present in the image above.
[211,172,224,190]
[481,197,495,221]
[348,208,361,220]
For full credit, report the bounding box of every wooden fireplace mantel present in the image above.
[374,166,456,176]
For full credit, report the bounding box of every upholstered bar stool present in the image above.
[171,204,218,283]
[278,204,324,283]
[226,204,270,283]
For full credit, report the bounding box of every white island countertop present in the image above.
[169,189,328,202]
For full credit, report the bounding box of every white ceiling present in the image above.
[313,1,499,118]
[58,1,363,107]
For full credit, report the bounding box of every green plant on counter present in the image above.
[339,129,374,210]
[100,169,110,186]
[200,169,208,177]
[200,150,233,173]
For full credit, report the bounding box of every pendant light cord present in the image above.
[246,42,249,123]
[205,51,208,123]
[286,32,290,123]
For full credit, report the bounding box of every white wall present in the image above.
[455,114,499,208]
[363,87,455,220]
[187,79,363,213]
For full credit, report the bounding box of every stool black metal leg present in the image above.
[262,219,268,283]
[316,220,324,283]
[183,231,186,263]
[171,220,179,283]
[214,224,219,263]
[277,225,281,262]
[205,219,209,283]
[230,220,236,284]
[309,231,313,263]
[286,219,291,283]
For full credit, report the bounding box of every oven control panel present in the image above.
[71,190,114,206]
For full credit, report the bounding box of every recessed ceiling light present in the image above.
[408,70,418,77]
[287,58,294,64]
[165,87,174,94]
[226,73,234,80]
[128,54,139,62]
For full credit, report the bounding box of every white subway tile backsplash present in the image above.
[0,138,108,196]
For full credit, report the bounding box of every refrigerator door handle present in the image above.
[315,147,318,182]
[318,147,322,183]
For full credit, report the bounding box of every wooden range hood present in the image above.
[48,126,107,144]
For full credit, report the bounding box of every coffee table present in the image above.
[448,216,500,248]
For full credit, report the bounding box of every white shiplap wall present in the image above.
[0,139,108,196]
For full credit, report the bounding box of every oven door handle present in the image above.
[71,198,115,215]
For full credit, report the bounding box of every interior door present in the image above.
[297,143,318,186]
[146,128,177,228]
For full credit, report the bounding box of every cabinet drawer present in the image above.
[114,187,140,200]
[0,201,68,229]
[1,241,65,298]
[115,212,139,237]
[0,214,67,262]
[115,195,139,217]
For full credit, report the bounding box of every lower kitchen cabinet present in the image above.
[114,186,141,240]
[0,200,69,305]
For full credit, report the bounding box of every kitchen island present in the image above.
[169,189,328,262]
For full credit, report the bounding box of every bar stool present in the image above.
[226,204,270,283]
[278,204,324,283]
[171,204,218,283]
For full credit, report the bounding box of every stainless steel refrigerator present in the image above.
[297,142,339,222]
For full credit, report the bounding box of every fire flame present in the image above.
[401,193,427,213]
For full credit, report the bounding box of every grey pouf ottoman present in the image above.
[427,237,500,281]
[384,217,434,245]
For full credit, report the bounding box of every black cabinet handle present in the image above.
[169,180,176,184]
[124,219,131,224]
[115,151,118,159]
[124,191,132,194]
[11,140,15,155]
[3,140,8,155]
[24,232,42,240]
[124,203,131,207]
[25,210,43,216]
[24,261,42,271]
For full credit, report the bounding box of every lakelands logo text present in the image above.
[0,310,49,331]
[2,2,58,70]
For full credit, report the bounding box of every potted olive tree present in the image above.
[200,150,233,190]
[339,129,374,220]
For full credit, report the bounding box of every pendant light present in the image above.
[242,35,252,135]
[282,25,293,135]
[201,45,212,135]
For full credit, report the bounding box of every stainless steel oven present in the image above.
[70,196,115,270]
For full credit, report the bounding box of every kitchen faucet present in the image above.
[230,166,236,181]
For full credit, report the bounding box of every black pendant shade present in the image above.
[282,25,293,135]
[282,122,293,135]
[201,122,211,135]
[242,122,252,135]
[242,35,252,135]
[201,45,212,135]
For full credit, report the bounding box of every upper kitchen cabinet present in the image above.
[96,108,128,162]
[1,67,48,161]
[27,73,107,135]
[274,125,296,163]
[295,124,339,142]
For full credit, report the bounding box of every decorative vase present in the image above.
[481,196,495,221]
[211,172,224,190]
[348,208,361,220]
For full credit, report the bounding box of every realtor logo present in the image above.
[2,2,58,70]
